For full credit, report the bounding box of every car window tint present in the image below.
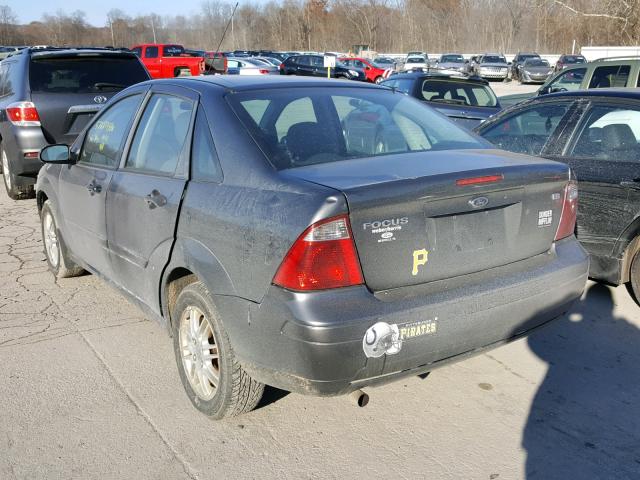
[191,107,223,182]
[549,67,586,91]
[241,99,270,124]
[570,105,640,162]
[481,102,571,155]
[310,56,324,67]
[298,56,311,66]
[275,97,317,140]
[126,94,194,175]
[421,80,497,107]
[589,65,631,88]
[227,88,484,169]
[29,57,149,93]
[381,78,413,94]
[80,94,142,168]
[131,47,142,57]
[145,46,159,58]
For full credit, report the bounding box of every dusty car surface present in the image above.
[36,76,588,419]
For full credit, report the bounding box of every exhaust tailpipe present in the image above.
[349,389,369,408]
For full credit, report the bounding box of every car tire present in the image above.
[172,281,264,419]
[374,76,383,84]
[40,200,85,278]
[629,250,640,305]
[1,144,34,200]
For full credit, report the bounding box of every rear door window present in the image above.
[29,56,149,93]
[80,94,143,168]
[481,102,572,155]
[569,105,640,162]
[191,107,223,183]
[145,46,159,59]
[589,65,631,88]
[125,94,194,175]
[380,78,414,94]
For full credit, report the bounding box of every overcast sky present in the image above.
[12,1,255,26]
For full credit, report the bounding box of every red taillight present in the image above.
[273,215,364,291]
[6,102,41,126]
[259,69,269,74]
[555,180,578,241]
[456,174,504,186]
[279,63,284,70]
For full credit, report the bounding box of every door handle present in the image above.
[144,189,167,209]
[86,181,102,195]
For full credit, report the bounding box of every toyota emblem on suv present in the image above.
[93,95,108,104]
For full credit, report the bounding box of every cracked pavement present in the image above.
[0,188,639,480]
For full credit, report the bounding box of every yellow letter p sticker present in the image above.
[412,249,429,276]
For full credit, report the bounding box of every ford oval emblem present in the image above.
[469,196,489,209]
[93,95,108,104]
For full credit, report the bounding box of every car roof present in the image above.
[387,71,488,84]
[26,47,136,59]
[156,75,383,91]
[545,88,640,101]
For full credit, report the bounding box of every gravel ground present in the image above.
[0,120,639,479]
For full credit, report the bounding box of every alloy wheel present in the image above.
[179,306,220,401]
[43,211,59,268]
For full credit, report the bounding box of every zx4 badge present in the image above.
[412,248,429,276]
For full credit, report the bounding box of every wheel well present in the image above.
[621,236,640,284]
[36,191,48,214]
[164,268,198,326]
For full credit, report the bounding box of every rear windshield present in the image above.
[227,87,484,169]
[562,55,585,64]
[29,56,148,93]
[163,45,185,57]
[421,80,497,107]
[406,57,426,64]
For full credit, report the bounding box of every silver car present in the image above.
[226,57,279,75]
[475,54,509,80]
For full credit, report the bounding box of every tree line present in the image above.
[1,0,640,55]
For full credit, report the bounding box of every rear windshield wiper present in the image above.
[93,82,127,90]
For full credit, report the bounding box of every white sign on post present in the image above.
[323,55,336,68]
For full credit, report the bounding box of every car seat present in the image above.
[602,123,638,160]
[285,122,340,165]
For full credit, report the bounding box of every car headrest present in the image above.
[602,123,637,151]
[286,122,337,164]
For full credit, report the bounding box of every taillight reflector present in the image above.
[6,102,41,127]
[456,174,504,186]
[259,69,270,74]
[555,180,578,241]
[273,215,364,291]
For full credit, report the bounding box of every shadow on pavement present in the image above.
[523,283,640,479]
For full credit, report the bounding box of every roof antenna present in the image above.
[215,2,239,55]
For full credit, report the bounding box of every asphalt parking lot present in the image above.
[1,80,639,480]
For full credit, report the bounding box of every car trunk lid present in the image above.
[283,149,569,292]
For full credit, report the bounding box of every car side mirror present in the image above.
[40,144,72,164]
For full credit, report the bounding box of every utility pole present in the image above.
[150,16,157,43]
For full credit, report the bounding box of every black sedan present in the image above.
[36,76,587,418]
[279,54,365,80]
[476,89,640,299]
[380,71,502,129]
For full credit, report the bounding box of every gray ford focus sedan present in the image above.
[36,76,588,418]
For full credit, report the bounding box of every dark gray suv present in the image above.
[0,48,149,199]
[36,76,588,419]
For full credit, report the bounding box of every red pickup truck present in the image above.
[131,44,205,78]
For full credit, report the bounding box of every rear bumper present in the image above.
[3,124,48,181]
[230,237,588,396]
